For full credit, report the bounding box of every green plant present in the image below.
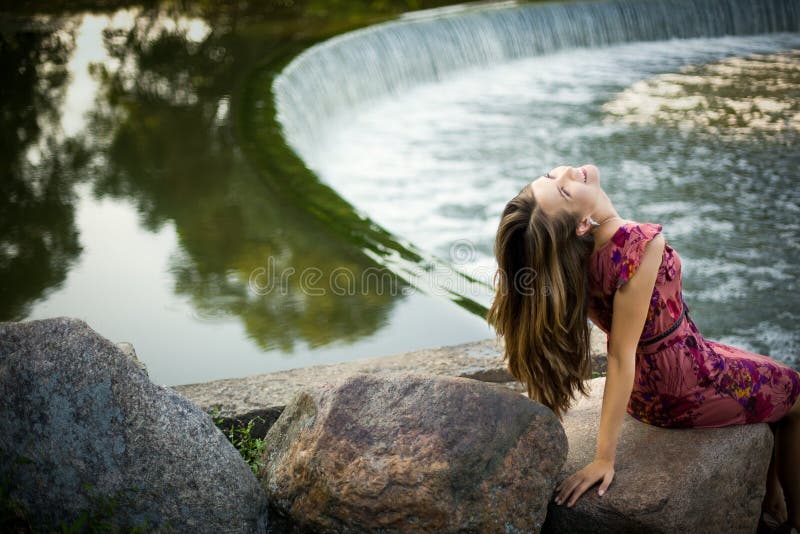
[210,408,267,475]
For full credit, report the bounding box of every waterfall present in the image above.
[274,0,799,164]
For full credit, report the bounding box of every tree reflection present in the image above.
[0,23,83,320]
[3,0,479,352]
[82,5,408,350]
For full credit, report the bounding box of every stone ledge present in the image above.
[174,337,510,433]
[172,327,607,435]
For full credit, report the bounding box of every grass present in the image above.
[210,408,268,476]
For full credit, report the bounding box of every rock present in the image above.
[0,317,268,533]
[589,325,609,374]
[258,373,567,533]
[542,377,772,534]
[116,341,147,376]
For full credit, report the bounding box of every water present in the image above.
[4,0,799,385]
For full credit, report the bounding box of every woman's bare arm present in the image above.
[555,232,665,507]
[596,232,665,462]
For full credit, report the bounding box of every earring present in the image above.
[588,217,600,227]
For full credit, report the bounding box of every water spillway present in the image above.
[275,0,799,165]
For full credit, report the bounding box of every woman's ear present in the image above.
[576,217,592,237]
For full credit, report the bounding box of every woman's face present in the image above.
[529,164,602,219]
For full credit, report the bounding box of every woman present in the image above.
[486,164,800,533]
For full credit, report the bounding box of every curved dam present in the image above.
[275,0,798,164]
[271,0,800,365]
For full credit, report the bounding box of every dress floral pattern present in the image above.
[587,222,800,428]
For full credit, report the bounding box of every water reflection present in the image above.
[0,22,82,320]
[79,8,416,352]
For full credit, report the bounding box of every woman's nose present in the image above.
[564,166,579,181]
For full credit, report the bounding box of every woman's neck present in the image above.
[590,205,627,254]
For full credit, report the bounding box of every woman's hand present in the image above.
[553,458,615,507]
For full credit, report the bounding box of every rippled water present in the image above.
[309,33,800,366]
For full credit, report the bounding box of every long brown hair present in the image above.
[486,183,595,421]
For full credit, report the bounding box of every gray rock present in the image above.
[0,317,268,533]
[116,341,147,376]
[258,373,567,533]
[542,377,771,534]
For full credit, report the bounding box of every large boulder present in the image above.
[258,373,567,533]
[542,377,772,534]
[0,317,268,533]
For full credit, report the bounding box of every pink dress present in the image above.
[587,221,800,428]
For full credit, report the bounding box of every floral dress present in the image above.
[587,221,800,428]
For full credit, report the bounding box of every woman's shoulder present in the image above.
[591,220,665,289]
[613,221,665,286]
[592,220,662,256]
[618,220,663,244]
